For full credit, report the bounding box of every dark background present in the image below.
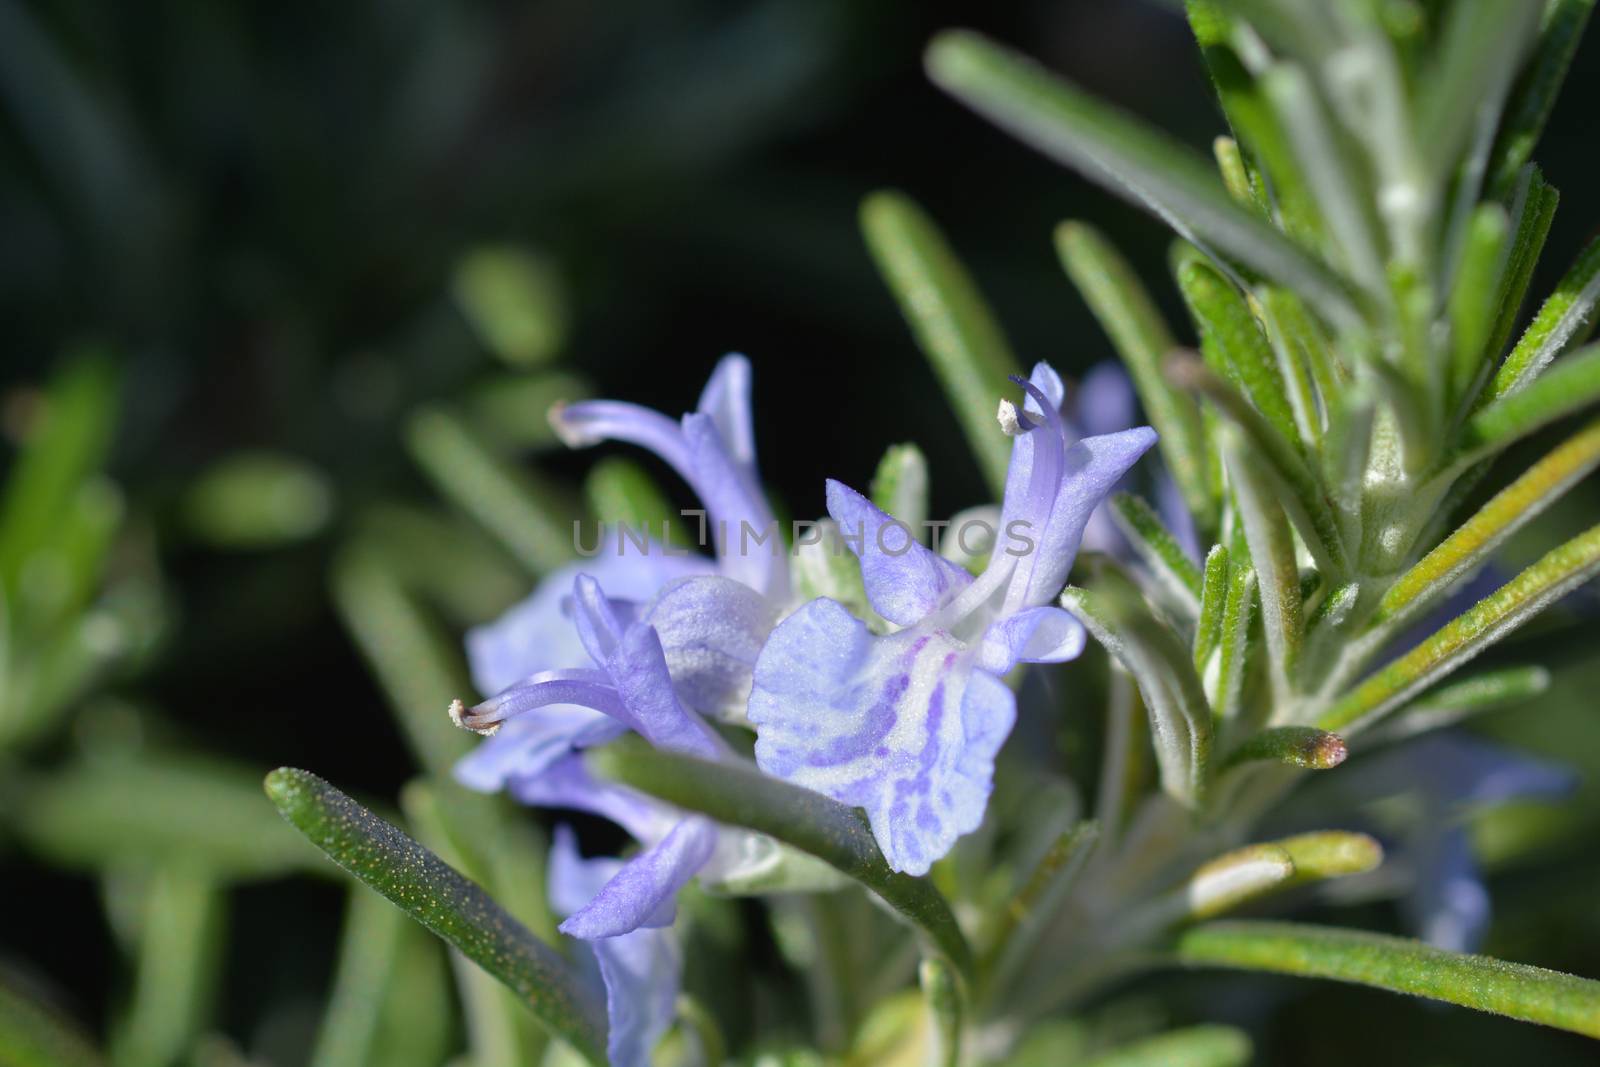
[4,0,1600,1063]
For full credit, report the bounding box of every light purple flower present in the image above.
[455,355,788,795]
[748,362,1156,875]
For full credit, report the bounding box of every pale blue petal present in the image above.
[454,705,625,793]
[825,479,973,627]
[682,411,783,597]
[466,534,709,695]
[749,599,1017,875]
[1010,426,1158,606]
[604,623,727,759]
[512,754,679,845]
[976,606,1087,674]
[559,816,719,938]
[695,354,757,478]
[644,574,779,721]
[548,827,680,1067]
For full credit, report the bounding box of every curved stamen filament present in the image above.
[449,668,625,734]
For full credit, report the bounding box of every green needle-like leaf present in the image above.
[1222,726,1347,771]
[1366,665,1551,744]
[1177,920,1600,1038]
[452,246,568,368]
[1213,560,1257,721]
[926,30,1360,329]
[1110,492,1203,611]
[1487,0,1597,196]
[407,407,576,576]
[1221,426,1303,695]
[1488,233,1600,401]
[1448,205,1511,402]
[1056,222,1217,529]
[111,865,226,1067]
[1322,523,1600,732]
[583,457,679,544]
[919,958,963,1067]
[1382,416,1600,626]
[1063,575,1211,807]
[588,740,975,982]
[1461,344,1600,459]
[330,545,475,779]
[860,191,1022,496]
[310,884,418,1067]
[1193,544,1229,677]
[1274,831,1383,883]
[1075,1024,1251,1067]
[263,768,606,1065]
[1483,167,1560,373]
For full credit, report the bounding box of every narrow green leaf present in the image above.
[1221,426,1303,695]
[1366,665,1551,744]
[983,821,1099,994]
[870,442,930,536]
[1075,1024,1251,1067]
[1211,136,1257,211]
[1274,831,1384,883]
[1062,576,1211,807]
[1187,2,1323,248]
[0,349,118,607]
[1193,544,1229,677]
[181,452,334,550]
[329,546,474,778]
[263,768,606,1064]
[1258,288,1327,447]
[1416,1,1543,187]
[1488,233,1600,401]
[310,884,415,1067]
[1461,344,1600,459]
[1177,920,1600,1038]
[919,958,963,1067]
[452,246,568,368]
[1223,726,1347,771]
[1448,205,1511,402]
[1321,523,1600,732]
[1110,492,1203,611]
[926,30,1360,328]
[1183,845,1297,920]
[1171,355,1346,575]
[16,755,311,879]
[587,741,975,982]
[111,865,226,1067]
[860,191,1022,495]
[1213,561,1257,721]
[1261,63,1384,294]
[407,407,575,576]
[1487,0,1597,195]
[1055,222,1217,529]
[0,979,105,1067]
[403,781,552,1066]
[1381,416,1600,626]
[1483,166,1559,373]
[1178,260,1304,449]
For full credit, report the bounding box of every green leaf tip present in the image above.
[263,767,607,1064]
[1177,921,1600,1039]
[1224,726,1348,771]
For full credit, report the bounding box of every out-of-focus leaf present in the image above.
[16,755,311,879]
[870,443,929,539]
[1486,0,1597,195]
[1177,920,1600,1037]
[329,545,475,778]
[181,452,334,550]
[263,768,606,1064]
[406,407,576,576]
[0,977,105,1067]
[109,865,226,1067]
[452,247,568,368]
[583,457,680,544]
[463,371,591,452]
[927,31,1360,329]
[859,191,1022,496]
[1073,1025,1251,1067]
